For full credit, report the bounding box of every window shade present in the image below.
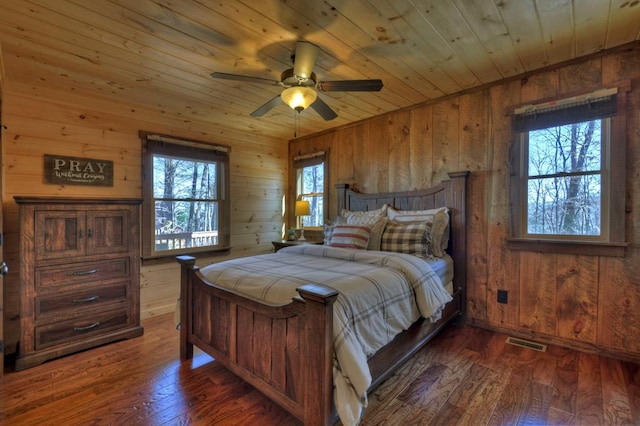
[513,89,618,133]
[293,151,325,168]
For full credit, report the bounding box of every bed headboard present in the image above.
[336,171,469,318]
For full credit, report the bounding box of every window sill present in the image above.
[142,246,232,265]
[507,238,627,257]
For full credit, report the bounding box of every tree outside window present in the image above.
[298,163,324,227]
[525,119,605,237]
[509,84,628,256]
[293,152,327,229]
[141,133,230,259]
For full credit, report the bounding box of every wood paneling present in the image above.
[290,44,640,362]
[1,1,639,142]
[1,85,287,354]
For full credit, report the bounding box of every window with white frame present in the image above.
[294,152,326,228]
[510,85,628,255]
[140,133,230,259]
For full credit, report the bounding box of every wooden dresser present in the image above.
[14,197,144,370]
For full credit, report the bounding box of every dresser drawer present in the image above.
[35,258,130,290]
[35,309,130,350]
[35,285,129,319]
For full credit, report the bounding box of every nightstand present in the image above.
[272,240,323,252]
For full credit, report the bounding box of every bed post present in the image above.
[446,171,469,324]
[297,284,339,426]
[177,255,197,360]
[335,183,349,217]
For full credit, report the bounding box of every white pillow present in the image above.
[341,204,388,221]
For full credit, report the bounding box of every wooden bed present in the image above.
[177,171,468,425]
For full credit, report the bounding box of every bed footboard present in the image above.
[177,255,338,425]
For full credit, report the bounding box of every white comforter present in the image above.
[198,245,452,425]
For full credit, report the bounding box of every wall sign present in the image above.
[44,154,114,186]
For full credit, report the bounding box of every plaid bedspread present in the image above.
[198,244,452,425]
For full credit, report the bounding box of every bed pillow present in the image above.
[387,206,449,257]
[380,222,429,257]
[341,204,388,221]
[344,216,386,251]
[323,216,346,245]
[328,225,372,250]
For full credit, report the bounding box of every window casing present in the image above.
[294,152,327,228]
[509,84,628,256]
[141,133,230,259]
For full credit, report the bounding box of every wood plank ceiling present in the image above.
[0,0,639,141]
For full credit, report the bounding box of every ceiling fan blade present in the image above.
[310,96,338,121]
[250,95,282,117]
[293,41,319,80]
[318,79,384,92]
[211,72,280,86]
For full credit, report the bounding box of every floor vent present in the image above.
[505,337,547,352]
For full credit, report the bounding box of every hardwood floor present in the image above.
[2,313,639,425]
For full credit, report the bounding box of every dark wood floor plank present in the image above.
[2,314,640,426]
[550,367,578,415]
[622,361,640,424]
[487,364,534,425]
[576,352,605,425]
[516,381,554,425]
[455,367,508,426]
[600,355,634,425]
[400,357,474,424]
[516,345,557,386]
[546,406,577,425]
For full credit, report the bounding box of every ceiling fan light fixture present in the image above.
[281,86,317,112]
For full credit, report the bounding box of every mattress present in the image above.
[427,254,454,294]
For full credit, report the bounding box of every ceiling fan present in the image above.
[211,41,383,121]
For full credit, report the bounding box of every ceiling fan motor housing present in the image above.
[280,68,317,87]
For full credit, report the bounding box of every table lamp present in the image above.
[295,200,311,241]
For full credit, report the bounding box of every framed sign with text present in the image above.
[44,154,114,186]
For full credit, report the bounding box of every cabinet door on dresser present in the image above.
[86,210,132,256]
[35,210,86,260]
[14,197,143,371]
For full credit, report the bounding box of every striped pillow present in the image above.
[380,222,429,257]
[328,225,372,250]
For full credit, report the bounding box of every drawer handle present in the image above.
[72,268,100,276]
[72,295,100,304]
[74,322,101,332]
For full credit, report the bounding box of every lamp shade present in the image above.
[281,87,317,112]
[295,200,311,216]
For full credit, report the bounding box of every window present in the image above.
[293,152,327,228]
[523,117,609,239]
[141,133,230,259]
[509,85,628,256]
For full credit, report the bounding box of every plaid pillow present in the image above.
[328,225,372,250]
[387,207,449,257]
[380,222,429,257]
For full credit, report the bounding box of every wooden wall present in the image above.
[1,84,287,354]
[290,44,640,361]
